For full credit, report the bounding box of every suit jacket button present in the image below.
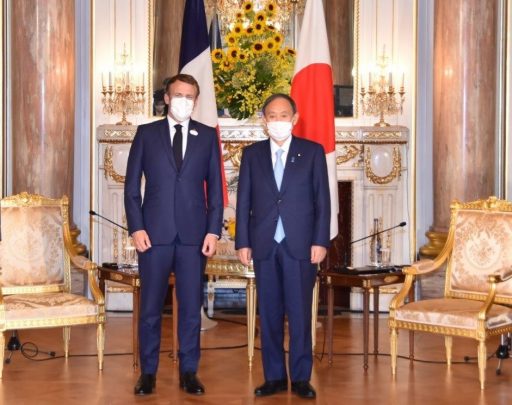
[277,199,282,204]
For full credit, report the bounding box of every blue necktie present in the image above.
[274,149,285,243]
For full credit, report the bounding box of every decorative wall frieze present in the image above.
[336,144,362,165]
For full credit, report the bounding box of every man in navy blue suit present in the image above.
[235,94,330,399]
[125,74,223,396]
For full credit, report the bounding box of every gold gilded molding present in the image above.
[336,144,361,165]
[363,131,402,139]
[223,143,246,168]
[103,146,126,184]
[364,146,402,184]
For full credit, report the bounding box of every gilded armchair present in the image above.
[389,197,512,389]
[0,192,105,378]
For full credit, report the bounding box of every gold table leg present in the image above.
[311,276,320,350]
[247,278,256,369]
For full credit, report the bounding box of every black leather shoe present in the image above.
[254,379,288,397]
[134,373,156,395]
[179,372,205,395]
[291,381,316,399]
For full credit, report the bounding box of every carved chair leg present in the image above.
[0,332,5,379]
[477,340,486,390]
[390,327,398,376]
[445,336,452,366]
[97,323,105,371]
[63,327,71,358]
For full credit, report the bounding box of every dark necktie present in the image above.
[173,124,183,170]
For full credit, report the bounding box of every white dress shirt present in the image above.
[167,115,190,158]
[270,135,292,169]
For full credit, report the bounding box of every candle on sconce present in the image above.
[101,73,105,89]
[369,72,372,87]
[401,72,405,87]
[389,72,393,87]
[108,72,112,87]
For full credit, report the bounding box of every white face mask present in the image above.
[266,121,293,142]
[170,96,194,122]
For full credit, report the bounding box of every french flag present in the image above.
[290,0,339,239]
[179,0,228,204]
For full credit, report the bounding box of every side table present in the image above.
[323,269,414,370]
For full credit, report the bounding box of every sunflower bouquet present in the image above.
[211,0,296,120]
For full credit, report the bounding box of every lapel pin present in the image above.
[190,129,198,136]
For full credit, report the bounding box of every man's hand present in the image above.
[238,247,252,266]
[132,230,152,253]
[311,245,327,264]
[202,233,218,257]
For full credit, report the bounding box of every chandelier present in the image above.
[206,0,305,35]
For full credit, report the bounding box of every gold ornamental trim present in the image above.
[363,131,402,139]
[4,315,104,330]
[223,143,246,168]
[205,259,255,278]
[336,144,361,164]
[103,146,126,184]
[364,146,402,184]
[391,319,512,339]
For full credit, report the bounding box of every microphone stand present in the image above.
[336,222,407,272]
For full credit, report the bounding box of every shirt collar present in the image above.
[270,135,292,155]
[167,114,190,131]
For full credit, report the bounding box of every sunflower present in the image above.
[242,0,253,14]
[284,47,296,56]
[254,11,266,22]
[252,41,264,54]
[273,33,284,46]
[245,26,254,35]
[274,49,282,57]
[227,47,240,62]
[211,49,224,64]
[219,59,233,72]
[232,22,244,37]
[238,51,248,62]
[266,24,276,31]
[253,22,264,34]
[225,32,237,46]
[235,11,244,20]
[265,38,276,52]
[266,2,277,16]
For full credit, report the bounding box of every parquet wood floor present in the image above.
[1,313,510,404]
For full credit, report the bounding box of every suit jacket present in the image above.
[235,136,330,260]
[124,118,223,245]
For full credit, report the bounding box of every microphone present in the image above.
[349,221,406,246]
[340,221,407,270]
[89,210,128,231]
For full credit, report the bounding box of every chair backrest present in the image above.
[446,197,512,304]
[0,192,71,295]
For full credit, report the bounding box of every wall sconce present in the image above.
[101,44,145,125]
[360,47,405,127]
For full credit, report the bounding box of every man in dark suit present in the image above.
[125,73,223,396]
[235,94,330,399]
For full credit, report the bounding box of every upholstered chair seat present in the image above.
[0,193,105,378]
[3,293,100,322]
[395,298,512,330]
[389,197,512,390]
